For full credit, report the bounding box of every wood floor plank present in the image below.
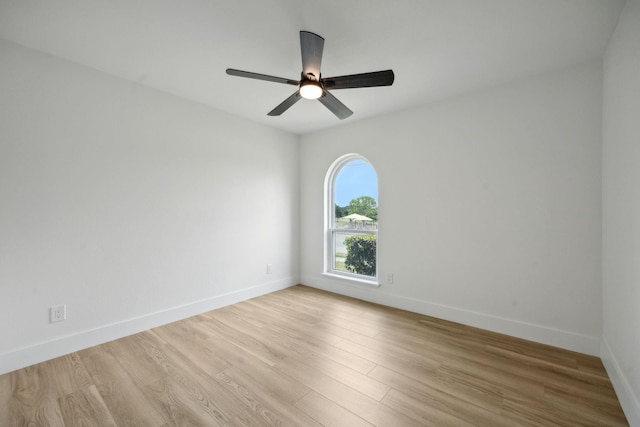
[381,387,478,427]
[202,332,275,374]
[294,391,375,427]
[375,364,515,427]
[296,351,390,401]
[205,336,310,405]
[109,330,242,426]
[273,357,424,427]
[374,323,611,406]
[224,303,388,401]
[0,285,629,426]
[0,355,92,427]
[335,337,441,380]
[436,359,545,404]
[502,393,596,427]
[142,376,226,426]
[58,384,117,427]
[0,365,66,427]
[263,321,379,376]
[197,314,286,367]
[340,327,445,367]
[543,385,629,426]
[150,317,231,376]
[215,368,322,426]
[95,334,167,388]
[258,292,381,338]
[142,334,244,425]
[79,345,167,426]
[43,354,93,398]
[231,297,379,375]
[368,365,504,419]
[231,300,344,347]
[222,410,264,427]
[242,293,324,326]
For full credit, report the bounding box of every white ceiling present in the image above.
[0,0,626,134]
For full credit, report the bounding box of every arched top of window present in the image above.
[324,154,379,285]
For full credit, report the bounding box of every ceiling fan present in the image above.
[226,31,394,120]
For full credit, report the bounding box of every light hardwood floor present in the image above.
[0,285,629,426]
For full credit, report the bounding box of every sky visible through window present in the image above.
[335,160,378,207]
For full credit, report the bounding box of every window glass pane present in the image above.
[333,160,378,228]
[332,231,351,272]
[333,231,377,276]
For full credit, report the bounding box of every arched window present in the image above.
[325,154,378,283]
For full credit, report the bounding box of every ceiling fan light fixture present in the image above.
[299,80,323,99]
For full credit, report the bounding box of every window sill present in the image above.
[322,272,381,287]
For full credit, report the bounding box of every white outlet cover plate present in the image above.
[50,305,66,323]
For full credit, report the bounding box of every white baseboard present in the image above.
[0,279,296,375]
[601,338,640,426]
[301,275,601,356]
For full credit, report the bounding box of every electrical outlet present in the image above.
[386,273,394,284]
[267,264,273,274]
[50,305,66,323]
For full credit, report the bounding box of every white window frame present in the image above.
[324,153,379,286]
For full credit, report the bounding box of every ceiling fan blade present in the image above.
[226,69,299,86]
[322,70,395,90]
[267,91,302,116]
[300,31,324,80]
[318,91,353,120]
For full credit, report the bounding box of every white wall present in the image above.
[300,61,603,355]
[0,39,299,374]
[602,0,640,424]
